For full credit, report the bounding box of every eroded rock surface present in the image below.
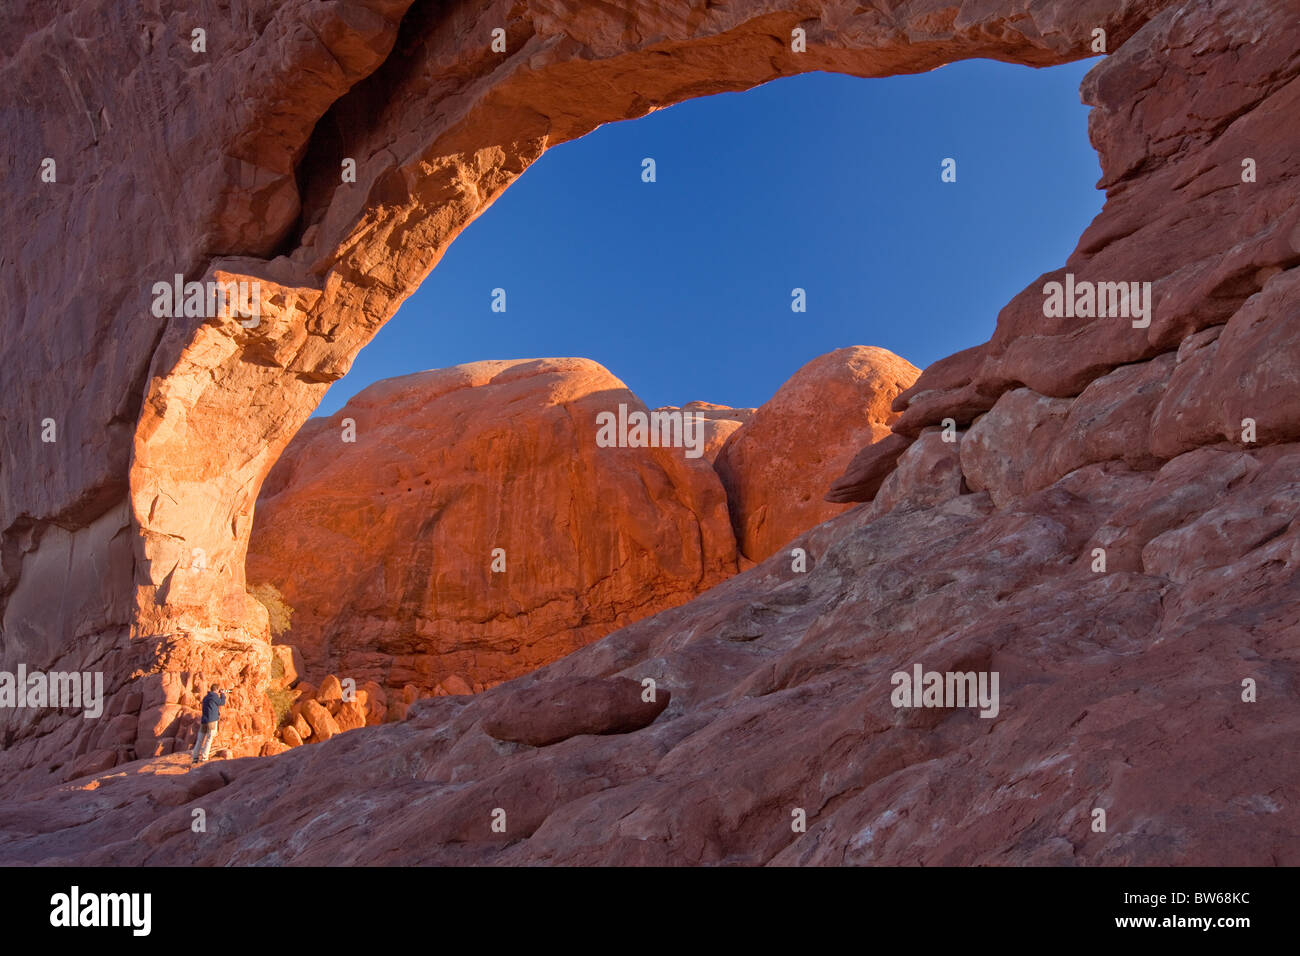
[3,433,1296,865]
[248,349,905,696]
[716,347,918,562]
[1,0,1177,781]
[1,0,1297,866]
[481,676,670,747]
[247,358,738,693]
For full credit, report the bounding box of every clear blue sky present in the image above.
[316,57,1103,416]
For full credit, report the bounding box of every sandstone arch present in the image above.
[6,0,1296,788]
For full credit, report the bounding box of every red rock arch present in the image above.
[13,0,1290,784]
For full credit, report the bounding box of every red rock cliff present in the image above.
[1,0,1296,868]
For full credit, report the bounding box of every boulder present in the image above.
[301,701,340,743]
[358,681,387,725]
[334,700,367,733]
[316,675,344,708]
[869,430,966,517]
[247,359,738,693]
[959,388,1071,508]
[715,347,920,560]
[439,675,473,697]
[481,677,671,747]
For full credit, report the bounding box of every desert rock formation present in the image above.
[717,346,919,562]
[1,0,1297,867]
[247,357,737,695]
[4,430,1297,863]
[1,0,1180,785]
[657,402,755,464]
[246,349,909,700]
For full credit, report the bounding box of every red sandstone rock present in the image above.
[439,675,473,697]
[247,358,738,698]
[300,701,339,743]
[1150,270,1300,458]
[385,698,412,723]
[334,700,367,733]
[715,347,919,561]
[1030,353,1175,489]
[824,432,915,503]
[280,725,305,748]
[891,345,985,415]
[869,431,965,518]
[316,675,344,708]
[959,389,1072,508]
[5,435,1297,866]
[269,645,303,691]
[290,712,312,743]
[481,677,671,747]
[1,0,1297,870]
[358,681,387,725]
[655,402,755,463]
[0,0,1197,787]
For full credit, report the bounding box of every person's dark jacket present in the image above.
[200,690,227,725]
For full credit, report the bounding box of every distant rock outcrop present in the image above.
[715,347,919,562]
[247,358,739,694]
[655,402,755,463]
[248,350,914,697]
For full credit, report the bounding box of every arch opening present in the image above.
[239,57,1102,735]
[4,0,1298,866]
[4,0,1221,785]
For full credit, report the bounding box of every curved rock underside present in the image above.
[1,0,1298,865]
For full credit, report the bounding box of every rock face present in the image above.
[824,432,914,504]
[247,358,738,693]
[4,433,1298,865]
[0,0,1178,784]
[2,0,1298,868]
[481,676,670,747]
[716,347,919,562]
[656,402,755,463]
[247,350,903,696]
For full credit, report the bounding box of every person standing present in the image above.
[191,683,228,765]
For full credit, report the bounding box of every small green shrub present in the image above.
[249,582,293,640]
[252,585,296,728]
[267,687,296,729]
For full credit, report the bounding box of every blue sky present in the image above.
[316,56,1104,416]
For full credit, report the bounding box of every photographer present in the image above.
[190,681,228,766]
